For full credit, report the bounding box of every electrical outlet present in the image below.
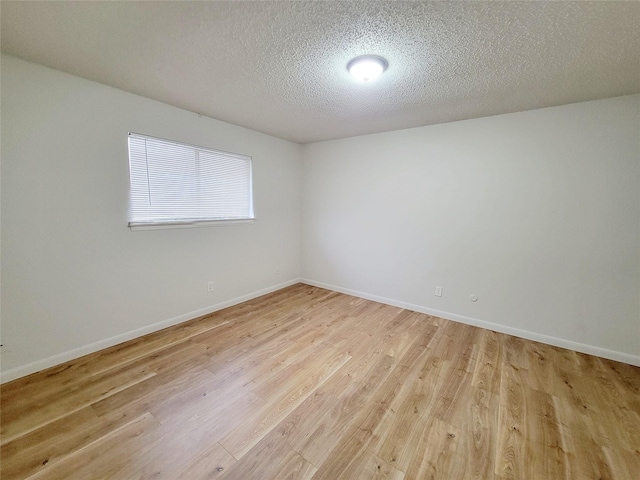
[434,286,443,297]
[207,282,214,293]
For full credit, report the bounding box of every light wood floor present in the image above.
[1,284,639,480]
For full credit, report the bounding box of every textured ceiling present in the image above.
[2,1,639,144]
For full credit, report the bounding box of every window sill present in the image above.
[128,218,256,231]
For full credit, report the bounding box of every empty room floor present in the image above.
[1,283,639,479]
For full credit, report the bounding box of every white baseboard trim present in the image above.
[301,278,640,367]
[0,279,302,384]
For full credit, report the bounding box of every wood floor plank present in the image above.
[219,350,351,459]
[272,450,318,480]
[602,447,640,480]
[523,340,556,394]
[403,417,467,480]
[169,443,237,480]
[148,374,260,433]
[495,363,528,479]
[0,362,92,409]
[1,284,639,480]
[290,353,398,467]
[24,412,162,480]
[1,407,105,479]
[126,410,236,479]
[471,329,503,394]
[1,364,156,444]
[312,331,438,479]
[464,386,500,479]
[309,423,375,480]
[250,340,349,399]
[218,428,316,480]
[354,453,405,480]
[373,355,449,472]
[82,317,230,376]
[129,392,264,479]
[90,339,213,418]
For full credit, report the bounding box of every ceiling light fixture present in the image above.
[347,55,388,82]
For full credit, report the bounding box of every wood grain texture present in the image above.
[1,284,639,479]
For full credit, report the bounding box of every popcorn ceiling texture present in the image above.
[2,1,639,144]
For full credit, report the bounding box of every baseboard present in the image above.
[4,277,637,383]
[0,279,302,384]
[301,278,640,367]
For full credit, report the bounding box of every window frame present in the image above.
[127,132,255,230]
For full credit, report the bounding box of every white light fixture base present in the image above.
[347,55,388,82]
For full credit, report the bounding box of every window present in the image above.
[127,133,254,229]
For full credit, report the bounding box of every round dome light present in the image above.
[347,55,388,82]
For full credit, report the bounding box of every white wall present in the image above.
[1,54,302,380]
[302,95,640,364]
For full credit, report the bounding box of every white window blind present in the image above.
[128,133,254,229]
